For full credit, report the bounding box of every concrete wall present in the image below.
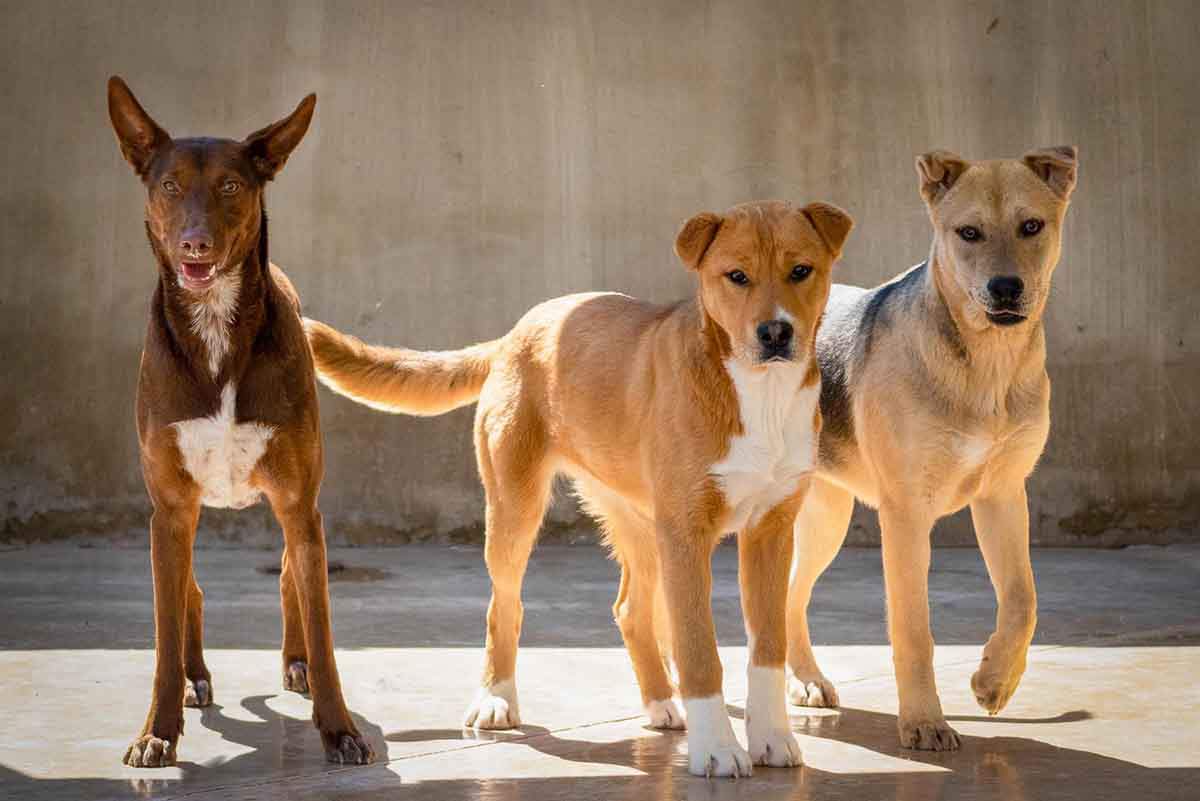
[1,0,1197,546]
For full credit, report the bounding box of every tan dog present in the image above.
[785,147,1078,750]
[305,200,852,776]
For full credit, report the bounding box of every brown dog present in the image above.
[107,77,372,767]
[785,147,1078,750]
[305,200,852,776]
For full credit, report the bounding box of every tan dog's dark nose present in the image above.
[179,229,213,257]
[987,275,1024,305]
[757,319,793,356]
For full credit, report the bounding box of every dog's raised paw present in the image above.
[123,735,176,768]
[284,660,309,694]
[184,678,212,708]
[971,654,1025,715]
[646,698,686,730]
[898,718,961,751]
[324,732,374,765]
[463,681,520,730]
[787,672,839,708]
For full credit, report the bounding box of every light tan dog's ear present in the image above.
[674,212,722,270]
[916,150,969,206]
[1023,145,1078,200]
[801,202,854,259]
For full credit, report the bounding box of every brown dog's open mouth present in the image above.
[179,261,217,289]
[986,310,1027,326]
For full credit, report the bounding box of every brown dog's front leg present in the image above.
[183,575,213,707]
[269,498,373,765]
[658,526,752,778]
[739,501,803,768]
[279,548,310,694]
[970,482,1037,715]
[124,501,200,767]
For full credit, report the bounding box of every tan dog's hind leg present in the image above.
[280,549,310,694]
[267,496,373,764]
[465,420,552,730]
[659,524,752,778]
[880,501,960,751]
[740,502,804,768]
[609,538,682,729]
[786,478,853,707]
[970,483,1037,715]
[182,575,213,707]
[124,500,200,768]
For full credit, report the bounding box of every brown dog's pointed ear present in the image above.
[675,212,722,270]
[1023,145,1078,199]
[244,93,316,181]
[801,202,854,259]
[107,76,170,178]
[916,150,970,206]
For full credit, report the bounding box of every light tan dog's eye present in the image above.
[1020,218,1043,237]
[726,270,750,286]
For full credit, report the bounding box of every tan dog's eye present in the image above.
[726,270,750,286]
[160,179,180,194]
[790,264,813,282]
[220,180,241,196]
[957,226,982,242]
[1020,218,1043,237]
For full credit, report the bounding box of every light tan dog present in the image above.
[305,200,852,776]
[785,147,1078,750]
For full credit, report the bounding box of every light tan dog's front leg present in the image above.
[879,501,960,750]
[970,482,1037,715]
[739,501,803,768]
[659,525,752,778]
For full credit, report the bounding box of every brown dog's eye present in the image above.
[160,179,180,194]
[726,270,750,286]
[790,264,813,282]
[1020,218,1043,237]
[220,180,241,196]
[957,226,982,242]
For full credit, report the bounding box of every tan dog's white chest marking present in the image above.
[171,383,275,509]
[712,359,818,533]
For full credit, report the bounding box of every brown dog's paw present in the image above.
[284,660,309,694]
[324,732,375,765]
[123,735,177,768]
[184,678,213,708]
[898,718,961,751]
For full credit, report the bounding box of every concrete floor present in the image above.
[1,542,1198,800]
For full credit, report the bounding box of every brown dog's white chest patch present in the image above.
[171,383,275,509]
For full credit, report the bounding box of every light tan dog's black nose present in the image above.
[757,320,793,350]
[987,275,1024,305]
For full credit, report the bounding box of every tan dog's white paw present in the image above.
[898,717,961,751]
[748,727,802,767]
[184,678,212,707]
[684,695,753,778]
[787,671,839,708]
[747,666,802,767]
[645,698,685,729]
[123,735,176,768]
[463,680,520,730]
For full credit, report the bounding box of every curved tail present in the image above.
[303,318,500,416]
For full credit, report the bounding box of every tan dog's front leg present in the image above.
[659,527,752,778]
[970,483,1036,714]
[124,500,199,767]
[879,502,960,750]
[739,502,803,768]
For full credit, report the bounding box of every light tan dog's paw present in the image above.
[898,717,961,751]
[463,680,520,730]
[645,698,686,729]
[787,671,839,708]
[323,732,375,765]
[123,735,177,768]
[283,660,309,694]
[184,678,212,708]
[971,653,1026,715]
[748,727,802,768]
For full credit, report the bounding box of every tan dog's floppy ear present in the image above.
[107,76,170,178]
[1023,145,1078,200]
[674,212,722,270]
[244,93,317,181]
[916,150,969,206]
[801,202,854,259]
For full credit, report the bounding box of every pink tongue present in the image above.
[182,263,212,280]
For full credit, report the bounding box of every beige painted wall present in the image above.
[1,0,1196,545]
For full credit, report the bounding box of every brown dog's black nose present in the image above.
[757,319,794,350]
[179,229,214,257]
[987,275,1024,305]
